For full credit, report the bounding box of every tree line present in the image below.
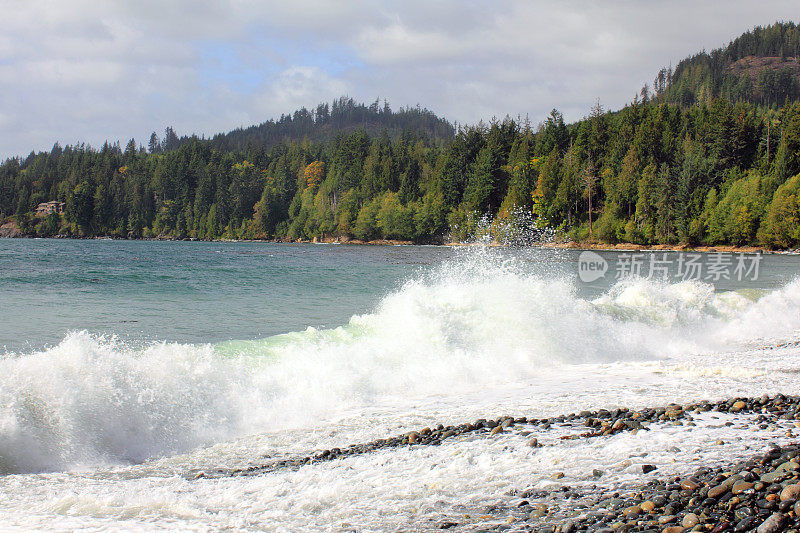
[653,22,800,108]
[4,22,800,248]
[3,95,800,248]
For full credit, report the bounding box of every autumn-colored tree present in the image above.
[304,161,325,190]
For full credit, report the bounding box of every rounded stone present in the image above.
[708,484,729,498]
[682,513,700,528]
[681,478,701,491]
[623,505,641,516]
[732,481,754,494]
[756,513,785,533]
[731,401,747,412]
[780,483,800,501]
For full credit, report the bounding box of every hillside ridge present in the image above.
[3,22,800,249]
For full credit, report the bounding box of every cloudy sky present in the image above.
[0,1,796,158]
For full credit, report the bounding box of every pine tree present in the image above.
[148,132,161,154]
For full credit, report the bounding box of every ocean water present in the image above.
[1,240,800,531]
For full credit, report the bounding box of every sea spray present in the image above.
[447,207,564,245]
[0,333,254,473]
[1,248,799,474]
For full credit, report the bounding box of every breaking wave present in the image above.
[1,250,798,474]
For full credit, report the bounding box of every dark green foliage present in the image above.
[2,90,798,247]
[211,97,454,153]
[5,22,800,249]
[661,22,800,108]
[67,181,94,234]
[758,174,800,247]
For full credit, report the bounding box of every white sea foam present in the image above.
[1,251,799,481]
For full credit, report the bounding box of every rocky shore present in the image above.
[190,394,800,532]
[524,441,800,533]
[4,227,797,253]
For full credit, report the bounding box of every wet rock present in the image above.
[710,522,731,533]
[623,505,641,516]
[731,481,754,494]
[708,484,729,498]
[681,478,701,491]
[760,471,784,484]
[756,513,785,533]
[780,483,800,501]
[529,503,548,518]
[560,520,576,533]
[204,396,800,533]
[734,516,758,532]
[682,513,700,528]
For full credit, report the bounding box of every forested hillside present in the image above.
[3,22,800,248]
[209,96,455,152]
[656,21,800,107]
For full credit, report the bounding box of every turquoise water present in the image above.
[2,240,799,353]
[2,240,800,530]
[0,240,456,352]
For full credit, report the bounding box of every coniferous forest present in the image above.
[4,23,800,248]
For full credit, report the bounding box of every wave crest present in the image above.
[1,252,798,474]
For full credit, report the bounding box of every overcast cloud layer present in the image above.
[0,1,797,158]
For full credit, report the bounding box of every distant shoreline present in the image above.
[2,231,793,254]
[528,240,775,254]
[4,218,796,252]
[4,210,798,254]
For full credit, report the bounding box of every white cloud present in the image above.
[341,0,799,123]
[0,0,797,158]
[355,23,474,64]
[255,66,350,115]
